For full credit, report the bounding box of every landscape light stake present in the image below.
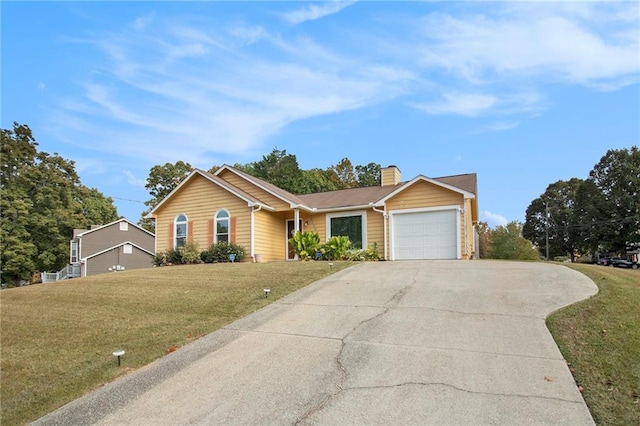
[264,288,271,298]
[112,350,125,366]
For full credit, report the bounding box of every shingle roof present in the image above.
[214,165,477,211]
[434,173,477,195]
[297,184,403,209]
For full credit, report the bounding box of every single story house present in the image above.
[70,218,156,277]
[147,165,478,262]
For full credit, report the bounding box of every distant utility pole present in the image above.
[545,202,550,261]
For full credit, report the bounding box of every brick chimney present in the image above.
[381,165,401,186]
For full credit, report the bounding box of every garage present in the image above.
[392,209,459,260]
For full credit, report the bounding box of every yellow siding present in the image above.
[386,180,463,211]
[381,166,401,186]
[153,174,251,260]
[253,210,286,262]
[217,169,291,211]
[300,213,326,241]
[366,210,384,250]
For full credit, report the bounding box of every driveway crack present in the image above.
[346,381,585,405]
[295,269,420,425]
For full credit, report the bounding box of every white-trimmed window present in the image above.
[119,221,129,231]
[215,209,230,243]
[326,210,367,249]
[70,240,78,263]
[123,244,133,254]
[175,214,188,248]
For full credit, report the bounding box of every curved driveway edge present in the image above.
[34,260,598,425]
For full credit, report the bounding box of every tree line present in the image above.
[1,123,118,286]
[522,146,639,261]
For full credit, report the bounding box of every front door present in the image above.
[286,219,302,260]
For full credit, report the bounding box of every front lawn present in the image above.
[0,261,352,425]
[548,264,640,425]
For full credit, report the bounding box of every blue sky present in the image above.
[3,1,639,228]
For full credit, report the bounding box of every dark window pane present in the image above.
[217,220,229,234]
[330,215,362,248]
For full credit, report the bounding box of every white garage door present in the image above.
[392,210,458,260]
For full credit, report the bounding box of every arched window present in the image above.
[215,210,230,243]
[175,214,188,248]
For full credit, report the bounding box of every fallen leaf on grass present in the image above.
[544,376,553,382]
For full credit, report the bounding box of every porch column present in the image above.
[294,208,300,260]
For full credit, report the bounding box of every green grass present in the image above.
[0,261,353,426]
[548,264,640,425]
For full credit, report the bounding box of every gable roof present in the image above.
[148,165,477,215]
[375,174,476,206]
[81,241,155,261]
[75,218,155,238]
[214,165,307,208]
[435,173,477,196]
[147,168,276,217]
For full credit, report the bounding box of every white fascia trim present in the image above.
[76,218,155,238]
[309,204,374,213]
[375,176,475,206]
[325,209,368,248]
[81,241,155,261]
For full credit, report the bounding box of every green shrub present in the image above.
[181,240,202,264]
[200,241,245,263]
[153,248,184,266]
[288,231,321,261]
[322,236,352,260]
[364,242,383,261]
[345,248,365,261]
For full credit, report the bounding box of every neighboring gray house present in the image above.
[44,218,155,281]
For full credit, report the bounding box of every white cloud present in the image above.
[486,121,521,132]
[413,93,497,116]
[417,3,640,90]
[123,170,146,188]
[49,2,638,171]
[283,1,356,25]
[481,210,509,228]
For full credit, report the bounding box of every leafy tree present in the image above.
[328,158,358,189]
[584,146,640,255]
[489,221,539,260]
[572,180,609,255]
[355,162,381,187]
[300,168,339,193]
[523,178,584,261]
[1,122,118,285]
[243,148,305,194]
[140,160,192,232]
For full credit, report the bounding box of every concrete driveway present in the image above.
[35,261,598,425]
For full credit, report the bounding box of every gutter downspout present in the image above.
[250,204,262,262]
[371,204,388,260]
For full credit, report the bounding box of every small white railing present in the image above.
[42,264,81,283]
